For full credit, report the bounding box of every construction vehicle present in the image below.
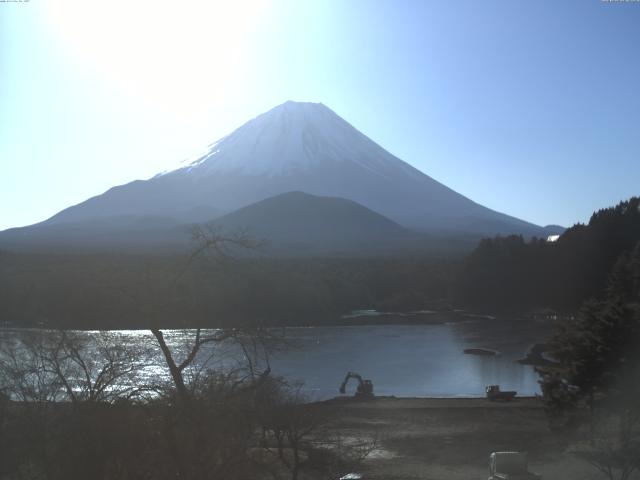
[488,452,541,479]
[339,372,374,399]
[485,385,517,401]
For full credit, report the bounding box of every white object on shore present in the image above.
[488,451,541,479]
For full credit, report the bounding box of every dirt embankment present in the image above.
[318,396,601,480]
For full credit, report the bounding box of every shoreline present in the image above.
[316,394,593,479]
[318,395,540,406]
[0,309,505,331]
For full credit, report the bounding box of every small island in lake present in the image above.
[463,348,498,356]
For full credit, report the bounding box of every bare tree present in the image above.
[149,225,276,399]
[257,381,382,480]
[261,383,326,480]
[0,330,147,404]
[143,226,288,480]
[0,330,66,403]
[0,329,152,480]
[150,326,278,401]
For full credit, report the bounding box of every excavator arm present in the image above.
[339,372,364,394]
[339,371,374,399]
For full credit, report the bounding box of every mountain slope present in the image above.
[211,191,421,254]
[37,101,550,237]
[0,192,434,256]
[0,215,191,253]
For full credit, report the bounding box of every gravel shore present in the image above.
[318,396,602,480]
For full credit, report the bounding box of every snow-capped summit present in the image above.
[179,101,417,179]
[31,101,550,238]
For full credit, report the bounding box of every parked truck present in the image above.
[485,385,517,401]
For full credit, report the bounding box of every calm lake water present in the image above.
[268,318,550,399]
[1,314,552,400]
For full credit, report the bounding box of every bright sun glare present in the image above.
[43,0,270,118]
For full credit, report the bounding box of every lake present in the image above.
[1,314,551,400]
[267,317,550,399]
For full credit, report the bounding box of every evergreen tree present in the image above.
[537,242,640,479]
[454,197,640,313]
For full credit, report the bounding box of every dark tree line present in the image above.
[536,241,640,480]
[0,253,457,329]
[454,197,640,313]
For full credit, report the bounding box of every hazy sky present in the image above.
[1,0,639,231]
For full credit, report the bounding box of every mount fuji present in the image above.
[0,101,561,253]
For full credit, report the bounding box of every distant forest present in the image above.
[1,197,638,328]
[0,253,455,329]
[454,197,640,313]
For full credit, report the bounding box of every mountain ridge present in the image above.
[0,191,455,256]
[1,101,562,253]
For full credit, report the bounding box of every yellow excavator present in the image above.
[339,372,374,399]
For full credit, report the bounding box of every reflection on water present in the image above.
[0,317,551,400]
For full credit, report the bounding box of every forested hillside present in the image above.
[454,197,640,312]
[0,252,456,328]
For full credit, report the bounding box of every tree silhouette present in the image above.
[537,242,640,480]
